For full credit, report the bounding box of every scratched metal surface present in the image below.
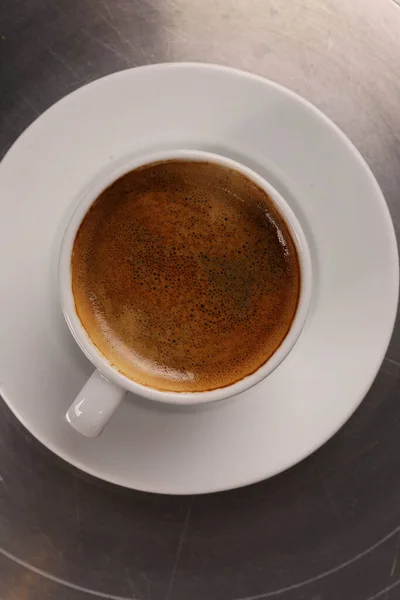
[1,0,400,599]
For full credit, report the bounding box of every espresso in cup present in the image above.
[71,160,300,392]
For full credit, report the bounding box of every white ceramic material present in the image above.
[0,63,398,494]
[61,149,312,437]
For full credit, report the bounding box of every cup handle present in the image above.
[66,370,126,437]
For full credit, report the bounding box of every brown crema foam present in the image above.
[71,160,300,392]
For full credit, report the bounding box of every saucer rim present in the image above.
[0,62,398,494]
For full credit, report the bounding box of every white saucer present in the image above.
[0,63,398,495]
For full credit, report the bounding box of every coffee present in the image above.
[71,160,300,392]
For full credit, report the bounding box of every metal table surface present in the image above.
[1,1,400,599]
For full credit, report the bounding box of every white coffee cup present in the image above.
[60,150,312,437]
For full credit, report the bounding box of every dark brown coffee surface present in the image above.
[71,160,300,392]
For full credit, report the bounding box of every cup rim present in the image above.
[59,149,312,405]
